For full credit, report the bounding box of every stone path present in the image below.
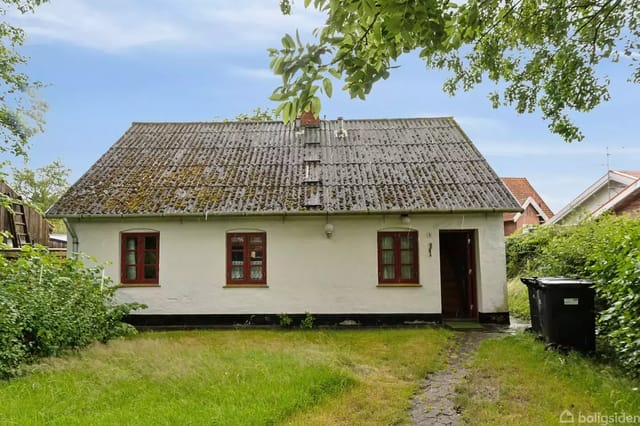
[409,331,502,426]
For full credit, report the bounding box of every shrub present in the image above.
[506,215,640,375]
[505,225,566,278]
[277,312,292,328]
[0,245,144,378]
[299,312,315,329]
[507,278,530,320]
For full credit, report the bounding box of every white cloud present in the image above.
[456,115,509,135]
[228,66,278,80]
[9,0,325,53]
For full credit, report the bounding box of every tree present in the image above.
[270,0,639,142]
[224,107,278,122]
[0,1,48,212]
[0,1,48,160]
[11,160,70,212]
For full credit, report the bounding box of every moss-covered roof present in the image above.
[47,117,520,217]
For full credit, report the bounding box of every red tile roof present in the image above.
[501,177,553,220]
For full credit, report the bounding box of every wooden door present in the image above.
[439,230,477,319]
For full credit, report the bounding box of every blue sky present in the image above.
[9,0,640,212]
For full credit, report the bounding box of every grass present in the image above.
[456,333,640,425]
[0,328,452,425]
[507,277,531,320]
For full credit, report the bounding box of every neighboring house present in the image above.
[501,177,554,235]
[549,170,640,225]
[47,116,521,326]
[0,182,63,248]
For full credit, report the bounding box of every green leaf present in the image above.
[322,78,333,97]
[282,34,295,50]
[311,97,321,115]
[328,68,342,79]
[269,92,286,101]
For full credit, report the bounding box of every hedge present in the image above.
[0,245,144,378]
[505,215,640,375]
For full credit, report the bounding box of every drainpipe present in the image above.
[63,218,79,259]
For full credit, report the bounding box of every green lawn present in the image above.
[0,328,452,425]
[456,334,640,425]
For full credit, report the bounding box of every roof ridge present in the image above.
[130,116,456,125]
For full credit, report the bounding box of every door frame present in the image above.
[439,229,478,320]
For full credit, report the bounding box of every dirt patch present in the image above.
[409,331,502,425]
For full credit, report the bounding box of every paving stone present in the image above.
[409,331,503,426]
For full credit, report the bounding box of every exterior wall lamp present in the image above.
[401,214,411,226]
[324,223,334,238]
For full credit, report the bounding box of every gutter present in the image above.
[48,206,522,220]
[63,218,79,259]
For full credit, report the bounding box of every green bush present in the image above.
[505,225,567,278]
[505,215,640,375]
[507,278,530,320]
[0,246,144,378]
[299,312,315,329]
[277,312,293,328]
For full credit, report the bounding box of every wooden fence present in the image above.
[0,182,58,247]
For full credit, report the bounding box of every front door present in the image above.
[439,230,477,319]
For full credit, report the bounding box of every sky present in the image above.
[8,0,640,213]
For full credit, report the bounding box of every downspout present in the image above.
[63,218,79,259]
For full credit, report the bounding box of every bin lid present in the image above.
[533,277,594,288]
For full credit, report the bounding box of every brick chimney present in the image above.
[299,111,320,128]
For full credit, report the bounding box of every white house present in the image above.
[47,116,521,326]
[548,170,640,225]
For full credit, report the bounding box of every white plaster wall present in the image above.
[68,213,508,315]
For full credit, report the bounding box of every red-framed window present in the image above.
[377,231,419,284]
[226,232,267,285]
[121,232,159,285]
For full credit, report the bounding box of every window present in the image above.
[226,233,266,285]
[377,231,419,284]
[121,233,159,285]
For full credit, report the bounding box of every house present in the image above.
[47,116,521,326]
[501,177,554,235]
[548,170,640,225]
[0,181,65,250]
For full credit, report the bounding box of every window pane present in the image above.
[126,251,136,265]
[231,251,244,262]
[401,265,414,279]
[144,265,157,279]
[144,236,157,249]
[401,250,414,264]
[231,236,244,250]
[381,235,393,249]
[126,266,137,280]
[251,249,263,261]
[231,266,243,279]
[250,266,263,280]
[382,250,394,264]
[383,265,395,279]
[126,237,136,250]
[144,251,156,264]
[400,236,413,249]
[250,235,263,244]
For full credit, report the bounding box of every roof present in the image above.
[548,170,640,224]
[592,176,640,217]
[501,177,553,221]
[47,117,521,217]
[615,170,640,179]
